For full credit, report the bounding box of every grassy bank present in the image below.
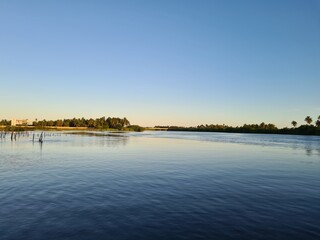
[1,125,145,132]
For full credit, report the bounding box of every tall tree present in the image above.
[305,116,312,125]
[260,122,266,129]
[123,117,130,127]
[291,121,297,128]
[88,118,95,128]
[56,120,63,127]
[316,116,320,127]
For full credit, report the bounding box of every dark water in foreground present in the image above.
[0,131,320,240]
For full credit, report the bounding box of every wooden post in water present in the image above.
[39,132,43,143]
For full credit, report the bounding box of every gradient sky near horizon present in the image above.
[0,0,319,127]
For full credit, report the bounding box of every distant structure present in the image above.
[11,119,30,126]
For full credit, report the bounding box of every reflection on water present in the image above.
[0,131,320,240]
[66,131,129,148]
[131,131,320,157]
[1,131,320,156]
[0,131,129,148]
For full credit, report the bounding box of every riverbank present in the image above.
[166,125,320,136]
[0,125,145,132]
[2,125,320,136]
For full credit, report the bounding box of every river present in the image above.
[1,131,319,239]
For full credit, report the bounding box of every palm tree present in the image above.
[291,121,297,128]
[305,116,312,125]
[316,115,320,127]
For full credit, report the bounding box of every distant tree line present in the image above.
[32,117,130,130]
[1,117,144,131]
[164,115,320,135]
[166,123,279,134]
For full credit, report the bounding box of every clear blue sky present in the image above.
[0,0,319,127]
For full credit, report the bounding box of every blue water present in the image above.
[0,131,320,240]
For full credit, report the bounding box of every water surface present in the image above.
[0,132,320,239]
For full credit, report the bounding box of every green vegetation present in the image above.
[33,117,131,130]
[125,125,145,132]
[304,116,313,125]
[164,115,320,136]
[1,126,31,132]
[291,121,297,128]
[1,117,144,132]
[0,119,11,126]
[316,115,320,128]
[2,114,320,135]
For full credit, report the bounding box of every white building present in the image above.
[11,119,30,126]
